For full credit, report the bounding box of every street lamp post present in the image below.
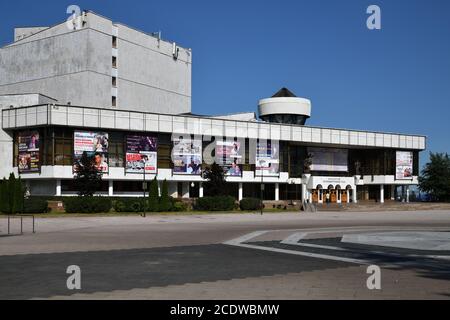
[259,159,264,215]
[142,167,146,218]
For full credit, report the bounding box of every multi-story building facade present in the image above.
[0,12,425,204]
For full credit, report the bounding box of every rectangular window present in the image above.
[112,77,117,87]
[54,128,73,166]
[112,36,117,48]
[109,132,124,168]
[112,96,117,107]
[112,56,117,68]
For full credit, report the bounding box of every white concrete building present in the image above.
[0,12,425,205]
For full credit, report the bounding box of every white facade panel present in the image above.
[322,129,331,144]
[145,113,159,132]
[159,115,173,133]
[115,111,130,130]
[280,126,291,141]
[211,120,224,137]
[199,119,212,136]
[84,108,100,128]
[100,109,115,129]
[270,124,281,141]
[311,128,321,143]
[129,112,144,131]
[67,107,83,126]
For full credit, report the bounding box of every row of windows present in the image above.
[13,127,419,176]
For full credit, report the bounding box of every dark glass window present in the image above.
[109,132,124,168]
[54,128,73,166]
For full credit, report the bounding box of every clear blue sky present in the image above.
[1,0,449,167]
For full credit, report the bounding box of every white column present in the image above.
[406,185,410,203]
[275,183,279,201]
[108,180,114,197]
[346,190,350,203]
[390,185,395,200]
[308,191,312,203]
[56,179,62,196]
[199,182,204,198]
[352,187,357,203]
[238,183,243,201]
[380,184,384,203]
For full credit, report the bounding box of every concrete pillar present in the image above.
[108,180,114,197]
[406,185,410,203]
[380,184,384,203]
[238,183,243,201]
[275,183,279,201]
[308,190,312,203]
[199,182,204,198]
[56,179,62,196]
[182,182,190,198]
[346,190,350,203]
[390,185,395,200]
[352,187,357,204]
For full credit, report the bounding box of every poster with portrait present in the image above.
[73,131,109,173]
[17,130,40,173]
[125,135,158,174]
[172,138,202,175]
[256,140,279,177]
[215,140,243,176]
[308,147,348,172]
[396,151,413,180]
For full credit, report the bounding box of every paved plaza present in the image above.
[1,210,450,299]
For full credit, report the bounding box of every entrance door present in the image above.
[341,190,348,203]
[330,190,337,203]
[312,190,319,203]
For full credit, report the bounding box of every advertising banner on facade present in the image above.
[215,140,243,176]
[256,140,279,177]
[125,135,158,174]
[396,151,413,180]
[74,131,109,173]
[308,147,348,172]
[17,130,40,173]
[172,138,202,175]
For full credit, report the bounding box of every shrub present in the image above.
[22,198,49,214]
[159,180,172,212]
[172,201,188,212]
[147,178,159,212]
[239,198,262,211]
[0,173,25,214]
[194,196,236,211]
[112,198,143,213]
[63,197,112,213]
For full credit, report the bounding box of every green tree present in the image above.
[419,152,450,202]
[202,163,226,197]
[159,179,172,212]
[0,173,25,214]
[147,177,159,212]
[73,152,103,197]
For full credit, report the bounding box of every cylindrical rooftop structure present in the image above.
[258,88,311,125]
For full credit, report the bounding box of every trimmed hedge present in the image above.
[113,198,145,213]
[23,198,49,214]
[239,198,262,211]
[63,197,112,213]
[194,196,236,211]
